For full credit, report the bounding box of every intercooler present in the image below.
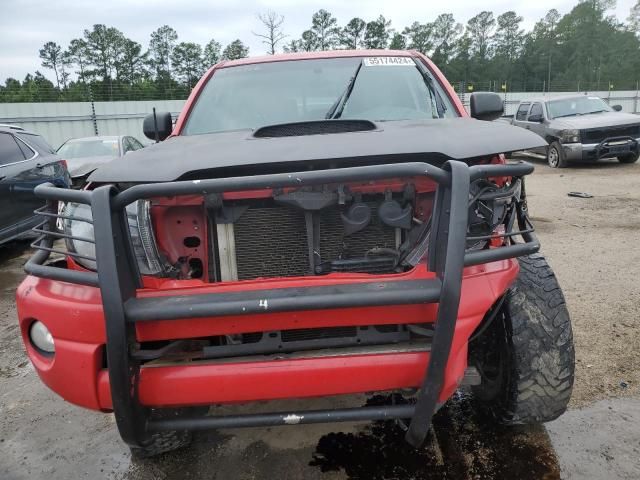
[232,201,398,280]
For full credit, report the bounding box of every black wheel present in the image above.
[547,141,568,168]
[618,152,639,164]
[471,253,575,424]
[128,407,208,458]
[130,429,192,459]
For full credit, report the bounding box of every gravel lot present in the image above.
[0,158,639,479]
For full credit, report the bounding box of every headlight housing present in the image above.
[560,129,580,143]
[63,200,166,275]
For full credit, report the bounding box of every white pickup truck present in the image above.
[502,95,639,167]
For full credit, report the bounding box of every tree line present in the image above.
[2,0,640,103]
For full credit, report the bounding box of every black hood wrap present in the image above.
[89,118,547,183]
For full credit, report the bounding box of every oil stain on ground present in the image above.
[310,393,561,480]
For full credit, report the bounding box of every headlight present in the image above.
[29,321,55,354]
[63,203,96,269]
[560,129,580,143]
[125,200,165,275]
[63,200,165,275]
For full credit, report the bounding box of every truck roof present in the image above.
[520,94,593,104]
[217,49,417,69]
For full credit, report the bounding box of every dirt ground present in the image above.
[0,157,639,479]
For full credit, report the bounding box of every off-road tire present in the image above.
[130,430,192,459]
[547,141,568,168]
[128,407,208,458]
[618,152,639,164]
[472,253,575,424]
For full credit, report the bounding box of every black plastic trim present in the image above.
[148,404,418,431]
[125,279,442,322]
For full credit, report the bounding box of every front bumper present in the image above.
[17,261,517,411]
[18,160,539,447]
[562,137,640,161]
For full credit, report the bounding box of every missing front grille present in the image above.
[231,199,397,280]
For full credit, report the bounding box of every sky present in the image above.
[0,0,636,82]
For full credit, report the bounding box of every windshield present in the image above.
[57,139,120,158]
[183,57,457,135]
[547,97,612,119]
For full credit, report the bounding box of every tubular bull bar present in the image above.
[25,160,539,448]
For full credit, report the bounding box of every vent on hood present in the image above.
[253,120,377,138]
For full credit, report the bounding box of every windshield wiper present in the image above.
[552,113,581,118]
[414,64,447,118]
[325,61,363,119]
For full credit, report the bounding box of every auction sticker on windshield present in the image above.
[363,57,414,67]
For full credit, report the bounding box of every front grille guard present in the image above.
[24,160,539,448]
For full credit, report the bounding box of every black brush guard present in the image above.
[24,160,539,448]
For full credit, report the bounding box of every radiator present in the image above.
[232,201,397,280]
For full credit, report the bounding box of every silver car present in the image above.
[56,135,146,186]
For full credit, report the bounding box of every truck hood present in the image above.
[550,111,640,130]
[89,118,548,183]
[67,155,118,178]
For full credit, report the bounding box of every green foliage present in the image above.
[222,40,249,60]
[38,41,63,89]
[149,25,178,78]
[431,14,463,66]
[203,40,222,67]
[4,3,640,104]
[630,1,640,34]
[311,9,340,50]
[364,15,392,49]
[389,33,407,50]
[340,18,366,49]
[171,42,204,87]
[402,22,433,54]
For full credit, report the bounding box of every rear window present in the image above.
[0,132,27,165]
[515,103,530,121]
[57,139,119,159]
[15,137,36,159]
[17,133,55,154]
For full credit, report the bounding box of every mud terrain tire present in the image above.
[130,430,192,459]
[472,253,575,424]
[129,407,207,458]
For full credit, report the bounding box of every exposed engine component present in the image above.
[340,202,371,235]
[378,199,413,229]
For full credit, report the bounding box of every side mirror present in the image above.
[143,111,173,141]
[470,92,504,121]
[528,114,544,123]
[612,104,622,112]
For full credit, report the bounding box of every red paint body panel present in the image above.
[16,260,518,411]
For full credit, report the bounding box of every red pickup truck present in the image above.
[16,50,574,457]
